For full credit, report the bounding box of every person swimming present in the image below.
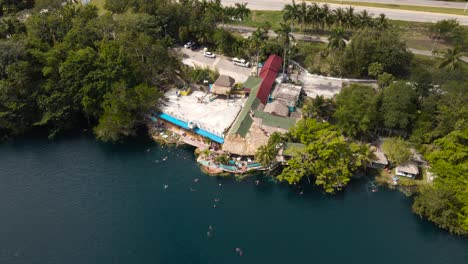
[194,178,199,183]
[235,248,244,256]
[190,187,196,192]
[163,184,169,189]
[214,198,220,202]
[255,180,260,186]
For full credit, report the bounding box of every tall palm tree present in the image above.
[333,8,346,28]
[318,4,332,30]
[373,13,388,30]
[282,0,299,25]
[357,10,374,28]
[327,27,348,50]
[249,27,268,76]
[344,6,356,29]
[255,145,277,167]
[234,2,250,22]
[438,47,463,71]
[306,3,321,31]
[297,1,308,30]
[275,22,295,80]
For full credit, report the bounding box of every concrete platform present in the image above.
[159,89,246,138]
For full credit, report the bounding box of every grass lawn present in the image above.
[237,11,283,29]
[317,0,468,16]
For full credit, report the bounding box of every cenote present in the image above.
[0,135,467,264]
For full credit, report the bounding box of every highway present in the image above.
[329,0,467,9]
[221,0,468,25]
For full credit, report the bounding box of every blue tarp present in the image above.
[157,113,224,144]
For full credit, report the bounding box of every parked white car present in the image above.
[232,57,250,67]
[204,51,216,58]
[184,41,195,49]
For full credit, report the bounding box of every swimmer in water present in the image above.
[146,148,150,152]
[214,198,220,202]
[190,187,196,192]
[255,180,260,185]
[213,204,216,208]
[194,178,199,183]
[162,156,168,161]
[299,190,304,195]
[235,248,243,256]
[163,184,169,189]
[218,183,222,186]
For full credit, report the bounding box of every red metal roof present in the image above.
[257,55,283,104]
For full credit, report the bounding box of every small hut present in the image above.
[212,75,235,96]
[396,163,419,178]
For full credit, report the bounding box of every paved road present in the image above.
[221,0,468,25]
[223,24,468,63]
[328,0,468,9]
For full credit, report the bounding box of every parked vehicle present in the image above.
[204,51,216,58]
[184,41,195,48]
[232,57,250,67]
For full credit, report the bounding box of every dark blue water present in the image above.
[0,135,467,264]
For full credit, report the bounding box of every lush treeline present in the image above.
[0,1,178,141]
[0,0,256,141]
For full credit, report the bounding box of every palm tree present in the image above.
[234,2,250,22]
[306,3,321,31]
[327,27,348,50]
[359,144,377,171]
[282,0,299,25]
[344,6,356,29]
[301,96,333,121]
[275,22,295,80]
[318,4,332,30]
[357,10,374,28]
[373,13,388,30]
[249,27,268,76]
[255,145,277,167]
[438,47,463,71]
[333,8,346,28]
[297,1,308,30]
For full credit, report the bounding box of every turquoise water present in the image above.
[0,135,467,264]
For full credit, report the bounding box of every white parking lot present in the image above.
[177,47,254,83]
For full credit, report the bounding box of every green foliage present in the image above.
[368,62,383,78]
[0,0,33,16]
[333,84,378,139]
[95,82,161,142]
[278,119,365,193]
[341,30,413,78]
[255,144,277,167]
[185,66,219,84]
[381,138,412,165]
[413,130,468,235]
[214,154,230,165]
[380,81,417,132]
[429,19,467,47]
[0,2,179,141]
[377,72,395,89]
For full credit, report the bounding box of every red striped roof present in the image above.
[257,55,283,104]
